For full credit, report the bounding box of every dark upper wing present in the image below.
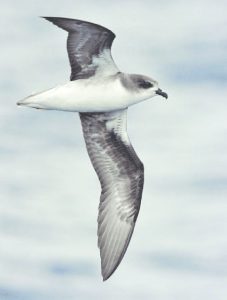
[42,17,119,80]
[80,109,144,281]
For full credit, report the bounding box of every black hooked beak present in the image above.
[156,88,168,99]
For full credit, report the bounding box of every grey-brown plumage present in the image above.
[42,17,118,80]
[80,109,144,281]
[39,17,167,281]
[42,17,145,280]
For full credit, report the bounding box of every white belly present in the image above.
[18,77,144,112]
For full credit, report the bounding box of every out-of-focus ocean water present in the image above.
[1,0,226,299]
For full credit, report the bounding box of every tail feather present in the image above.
[16,87,54,109]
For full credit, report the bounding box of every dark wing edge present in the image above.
[41,17,118,80]
[41,17,116,37]
[80,109,144,281]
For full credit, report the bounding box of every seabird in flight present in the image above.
[17,17,168,281]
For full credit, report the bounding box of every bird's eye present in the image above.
[139,81,153,89]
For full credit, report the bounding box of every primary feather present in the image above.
[80,109,144,280]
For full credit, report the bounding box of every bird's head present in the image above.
[133,75,168,100]
[120,74,168,101]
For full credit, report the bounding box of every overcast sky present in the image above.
[0,0,227,299]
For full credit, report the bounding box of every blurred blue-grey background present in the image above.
[1,0,227,299]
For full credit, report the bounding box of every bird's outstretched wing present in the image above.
[42,17,119,80]
[80,109,144,281]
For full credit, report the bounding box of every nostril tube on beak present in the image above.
[155,88,168,99]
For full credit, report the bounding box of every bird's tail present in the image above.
[16,87,53,110]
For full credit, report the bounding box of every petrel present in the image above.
[17,17,168,281]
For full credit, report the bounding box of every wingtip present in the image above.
[102,268,109,282]
[40,16,51,20]
[101,260,121,282]
[40,16,55,22]
[102,273,111,282]
[101,261,117,281]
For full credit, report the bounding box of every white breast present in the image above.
[18,76,150,112]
